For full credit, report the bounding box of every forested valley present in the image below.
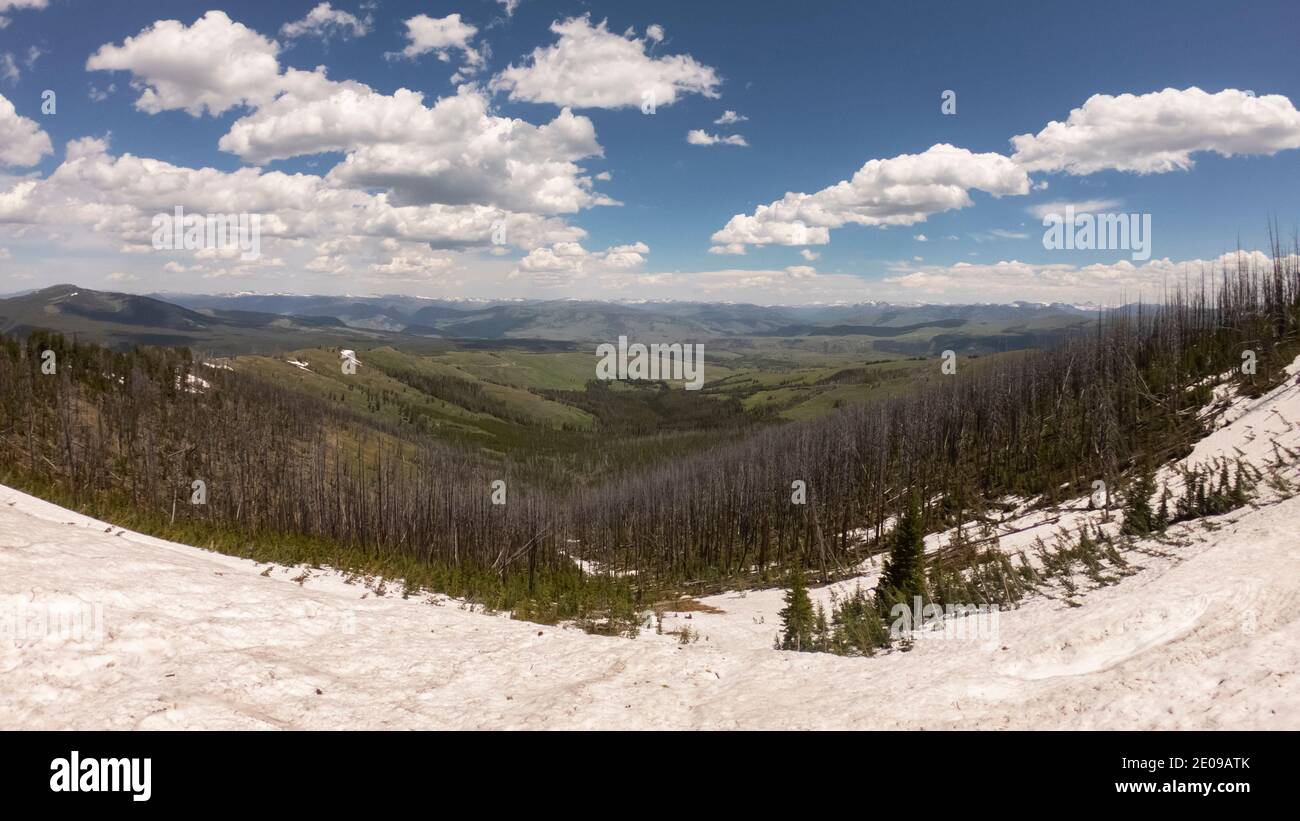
[2,243,1298,637]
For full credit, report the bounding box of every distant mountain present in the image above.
[2,285,1098,355]
[155,291,1098,342]
[0,285,433,353]
[2,284,214,331]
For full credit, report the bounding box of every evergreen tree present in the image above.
[813,602,829,652]
[878,493,927,612]
[1121,466,1159,535]
[829,584,889,655]
[778,563,815,651]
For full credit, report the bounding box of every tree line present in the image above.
[1,239,1297,632]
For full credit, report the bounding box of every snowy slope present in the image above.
[3,367,1299,729]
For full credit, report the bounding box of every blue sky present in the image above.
[1,0,1299,304]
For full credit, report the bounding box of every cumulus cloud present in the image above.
[78,8,617,265]
[0,135,585,273]
[281,2,371,42]
[0,0,47,29]
[687,129,747,147]
[0,92,52,166]
[220,76,609,215]
[491,16,719,109]
[880,251,1291,304]
[714,110,747,125]
[1011,87,1300,175]
[799,249,820,261]
[712,143,1030,249]
[513,240,649,286]
[86,10,283,116]
[591,253,1292,306]
[391,13,483,76]
[367,241,456,281]
[708,243,746,255]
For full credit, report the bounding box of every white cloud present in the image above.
[969,228,1030,242]
[913,233,927,242]
[221,78,608,215]
[880,251,1291,304]
[643,267,864,302]
[391,13,483,75]
[714,110,747,125]
[281,2,371,42]
[491,16,719,109]
[1026,198,1123,220]
[74,9,615,268]
[0,92,51,166]
[367,242,456,281]
[646,24,664,43]
[799,249,820,261]
[0,135,586,268]
[686,129,747,147]
[712,143,1030,249]
[0,0,47,28]
[513,240,649,286]
[497,0,522,18]
[607,251,1282,306]
[86,10,283,116]
[1011,87,1300,175]
[0,53,17,84]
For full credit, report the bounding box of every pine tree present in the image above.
[813,602,829,652]
[878,493,927,612]
[1231,460,1249,504]
[829,583,888,655]
[779,563,815,651]
[1121,466,1158,535]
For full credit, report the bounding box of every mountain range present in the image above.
[0,284,1099,353]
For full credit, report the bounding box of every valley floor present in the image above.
[4,364,1300,729]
